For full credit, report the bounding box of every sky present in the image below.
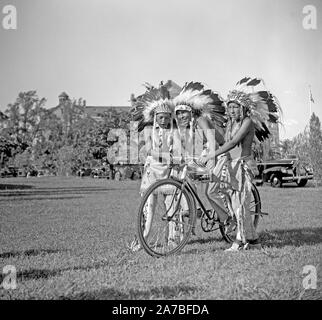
[0,0,321,139]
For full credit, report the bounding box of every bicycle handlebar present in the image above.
[170,156,206,167]
[169,157,209,179]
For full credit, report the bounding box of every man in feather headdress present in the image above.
[129,83,175,251]
[129,81,227,249]
[199,77,282,251]
[171,82,227,235]
[172,82,226,166]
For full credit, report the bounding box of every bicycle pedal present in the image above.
[161,214,167,221]
[182,210,190,218]
[206,209,219,221]
[196,208,202,219]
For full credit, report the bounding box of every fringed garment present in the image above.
[140,125,173,194]
[210,151,259,243]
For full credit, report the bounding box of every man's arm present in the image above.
[139,127,152,163]
[214,125,225,148]
[197,117,224,153]
[202,118,253,162]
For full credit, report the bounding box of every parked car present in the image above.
[17,168,27,177]
[26,168,39,177]
[113,164,143,181]
[0,166,18,178]
[255,157,313,187]
[77,167,92,177]
[91,166,113,179]
[37,169,45,177]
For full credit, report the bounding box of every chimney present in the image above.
[59,92,69,105]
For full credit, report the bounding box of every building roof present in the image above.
[47,103,131,125]
[59,92,69,98]
[163,80,182,98]
[84,106,131,115]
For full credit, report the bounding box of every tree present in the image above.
[11,148,33,170]
[3,91,46,147]
[1,89,134,175]
[0,136,20,167]
[56,145,75,176]
[308,113,322,185]
[252,140,264,161]
[279,139,293,158]
[289,129,311,167]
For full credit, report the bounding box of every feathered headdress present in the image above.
[226,77,282,141]
[173,82,226,128]
[131,83,174,132]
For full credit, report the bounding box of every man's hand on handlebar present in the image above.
[197,155,209,166]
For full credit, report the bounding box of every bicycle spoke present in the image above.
[249,201,259,210]
[153,228,162,250]
[138,179,196,256]
[149,231,159,249]
[173,219,193,229]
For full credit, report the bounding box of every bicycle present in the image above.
[137,157,267,257]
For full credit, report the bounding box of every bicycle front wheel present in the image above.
[137,178,196,257]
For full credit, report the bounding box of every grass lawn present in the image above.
[0,177,321,300]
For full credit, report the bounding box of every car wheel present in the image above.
[270,174,282,188]
[296,179,308,187]
[114,171,121,181]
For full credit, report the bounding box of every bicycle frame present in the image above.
[177,176,210,216]
[163,169,212,222]
[164,166,266,224]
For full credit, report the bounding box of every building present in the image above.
[85,106,131,122]
[49,92,131,125]
[50,80,182,124]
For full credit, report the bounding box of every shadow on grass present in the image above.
[59,285,198,300]
[8,261,110,282]
[281,184,314,189]
[0,187,137,197]
[0,248,69,259]
[0,268,63,283]
[188,236,223,246]
[256,183,318,189]
[260,227,322,248]
[0,184,34,190]
[0,196,84,202]
[186,227,322,251]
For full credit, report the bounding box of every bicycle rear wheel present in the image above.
[137,178,196,257]
[220,184,261,243]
